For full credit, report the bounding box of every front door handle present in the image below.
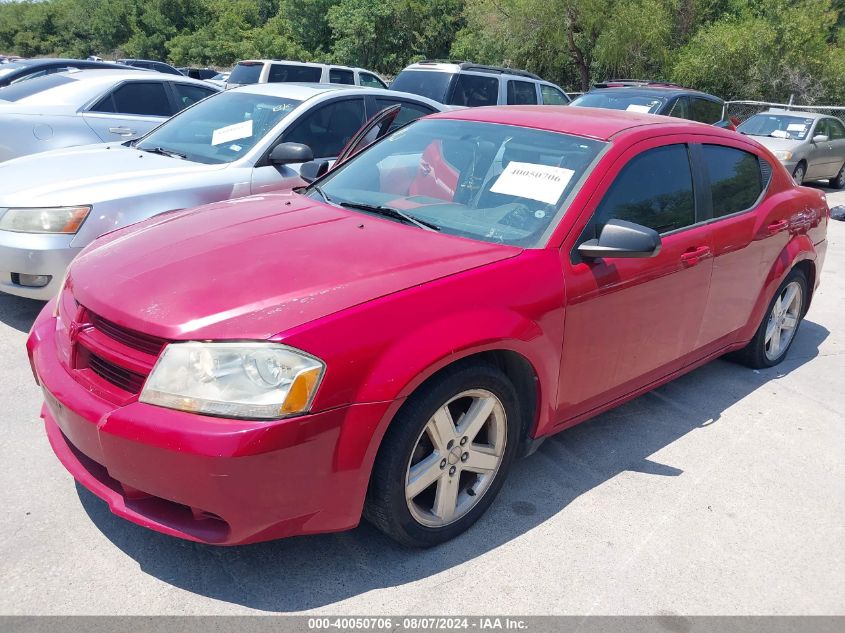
[680,246,711,266]
[108,126,135,136]
[767,219,789,234]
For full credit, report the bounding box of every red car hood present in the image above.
[70,191,520,340]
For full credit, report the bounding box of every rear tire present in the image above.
[792,162,806,186]
[364,361,521,547]
[732,268,807,369]
[829,163,845,189]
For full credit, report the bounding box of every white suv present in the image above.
[390,61,571,107]
[227,60,387,89]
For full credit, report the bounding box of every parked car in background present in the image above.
[0,83,443,299]
[570,80,733,128]
[26,106,828,547]
[0,58,139,88]
[0,70,218,163]
[226,59,387,89]
[206,72,229,88]
[390,60,571,107]
[117,58,182,75]
[737,109,845,188]
[178,67,219,80]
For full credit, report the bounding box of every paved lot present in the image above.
[1,189,843,616]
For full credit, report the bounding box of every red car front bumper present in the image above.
[28,308,394,545]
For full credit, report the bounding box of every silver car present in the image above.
[738,109,845,188]
[0,83,444,299]
[0,69,219,162]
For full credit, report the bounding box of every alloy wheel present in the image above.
[765,281,803,361]
[793,165,805,185]
[405,389,507,528]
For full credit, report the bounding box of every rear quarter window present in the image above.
[269,64,322,83]
[702,145,767,217]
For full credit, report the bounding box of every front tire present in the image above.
[733,268,807,369]
[364,362,521,547]
[792,162,806,186]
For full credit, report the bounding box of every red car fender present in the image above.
[739,234,818,344]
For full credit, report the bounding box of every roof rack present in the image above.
[594,79,687,89]
[416,60,541,80]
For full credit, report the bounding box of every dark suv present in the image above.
[570,81,733,128]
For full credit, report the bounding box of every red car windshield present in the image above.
[313,118,606,247]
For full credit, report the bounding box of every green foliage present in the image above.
[0,0,843,101]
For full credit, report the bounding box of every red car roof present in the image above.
[431,105,726,142]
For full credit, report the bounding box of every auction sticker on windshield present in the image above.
[212,120,254,146]
[490,162,575,205]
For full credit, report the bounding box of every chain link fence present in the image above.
[724,100,845,124]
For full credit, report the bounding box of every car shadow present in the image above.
[0,293,44,333]
[75,319,830,613]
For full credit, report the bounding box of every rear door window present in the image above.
[93,82,173,117]
[690,98,723,124]
[448,74,499,107]
[668,96,690,119]
[507,80,538,105]
[283,97,366,158]
[268,64,322,83]
[329,68,355,85]
[701,144,764,217]
[593,144,696,234]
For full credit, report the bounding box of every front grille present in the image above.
[87,352,147,394]
[72,307,167,399]
[89,313,167,356]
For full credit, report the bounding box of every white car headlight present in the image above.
[0,206,91,234]
[140,342,325,419]
[774,150,793,161]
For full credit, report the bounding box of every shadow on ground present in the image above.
[0,293,44,333]
[75,319,829,613]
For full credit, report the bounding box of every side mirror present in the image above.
[812,134,829,143]
[299,159,330,183]
[578,219,662,259]
[269,142,313,166]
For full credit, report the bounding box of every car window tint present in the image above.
[540,84,568,105]
[828,118,845,140]
[283,98,366,157]
[448,74,498,107]
[268,64,322,83]
[329,68,354,85]
[668,96,690,119]
[228,62,263,85]
[594,144,695,234]
[507,80,538,105]
[360,72,386,89]
[690,98,723,124]
[702,145,763,217]
[103,82,172,117]
[374,98,435,132]
[173,83,215,110]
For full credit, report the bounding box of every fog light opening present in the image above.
[11,273,52,288]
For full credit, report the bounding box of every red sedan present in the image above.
[27,106,829,547]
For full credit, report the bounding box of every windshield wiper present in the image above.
[138,146,186,160]
[339,202,440,231]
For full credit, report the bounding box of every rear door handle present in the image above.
[767,219,789,234]
[108,126,135,136]
[680,246,711,266]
